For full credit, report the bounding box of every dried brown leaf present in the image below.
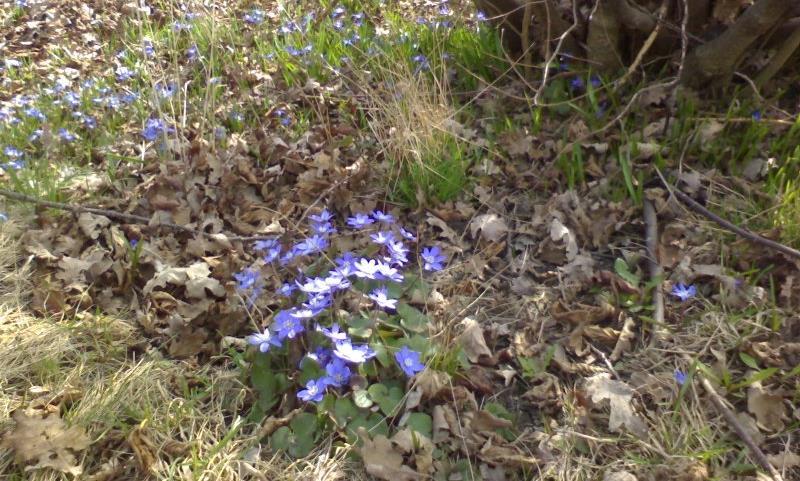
[2,409,90,476]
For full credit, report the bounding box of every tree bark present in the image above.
[681,0,795,88]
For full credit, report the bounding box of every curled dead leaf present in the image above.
[458,317,492,363]
[747,382,786,432]
[583,373,648,438]
[356,427,421,481]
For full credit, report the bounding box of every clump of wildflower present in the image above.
[141,117,174,141]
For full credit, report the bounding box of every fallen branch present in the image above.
[643,192,784,481]
[642,198,666,348]
[0,188,278,242]
[658,180,800,261]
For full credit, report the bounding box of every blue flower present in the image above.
[3,146,23,159]
[421,246,446,271]
[23,107,46,121]
[438,4,452,16]
[253,238,279,252]
[399,227,416,241]
[244,8,265,24]
[273,108,291,126]
[589,75,601,88]
[62,91,81,109]
[58,128,76,142]
[155,81,176,100]
[310,209,334,223]
[674,369,687,386]
[752,110,762,121]
[308,346,332,365]
[395,346,425,377]
[333,340,376,364]
[297,378,327,402]
[278,282,297,297]
[143,39,155,57]
[324,358,351,387]
[570,77,584,90]
[332,6,346,18]
[368,286,397,310]
[371,210,394,223]
[28,129,42,142]
[291,234,328,256]
[304,294,331,313]
[354,258,380,280]
[347,212,374,229]
[246,328,282,353]
[82,116,97,130]
[671,283,696,302]
[172,20,191,31]
[115,66,134,82]
[274,310,305,339]
[312,221,337,236]
[187,44,199,62]
[476,10,487,21]
[376,261,403,282]
[351,12,364,26]
[370,231,395,245]
[412,54,429,71]
[317,322,348,341]
[386,241,409,266]
[142,118,173,141]
[333,19,345,31]
[234,268,260,291]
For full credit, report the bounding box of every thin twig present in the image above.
[656,176,800,261]
[0,188,277,242]
[686,355,785,481]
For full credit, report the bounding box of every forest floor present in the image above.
[0,1,798,480]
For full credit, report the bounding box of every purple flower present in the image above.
[395,346,425,377]
[274,310,305,339]
[155,81,176,100]
[23,107,46,121]
[308,346,332,365]
[589,75,601,88]
[310,209,334,223]
[82,115,97,130]
[172,21,191,31]
[142,118,173,141]
[570,77,584,90]
[370,231,395,245]
[312,221,337,236]
[273,108,291,126]
[476,10,487,21]
[347,212,374,229]
[333,340,376,364]
[324,358,351,387]
[278,282,297,297]
[386,241,409,266]
[3,146,23,159]
[354,258,380,280]
[421,246,446,272]
[752,110,762,121]
[671,283,696,302]
[297,378,327,402]
[317,322,348,341]
[674,369,687,386]
[351,12,364,26]
[331,7,346,18]
[115,66,134,82]
[368,286,397,310]
[187,44,199,62]
[58,128,76,142]
[302,296,330,317]
[143,39,155,57]
[246,328,282,353]
[399,227,416,241]
[372,210,395,223]
[244,8,265,24]
[234,268,260,291]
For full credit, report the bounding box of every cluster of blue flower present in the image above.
[240,209,446,403]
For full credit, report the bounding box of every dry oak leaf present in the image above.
[458,317,492,363]
[747,382,786,432]
[1,409,90,476]
[78,212,110,240]
[584,373,648,438]
[356,427,421,481]
[469,214,508,243]
[143,261,224,299]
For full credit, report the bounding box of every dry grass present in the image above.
[0,223,359,480]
